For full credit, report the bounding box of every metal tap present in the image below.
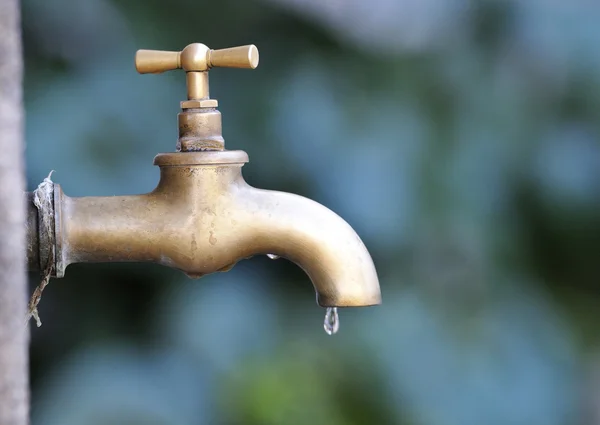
[26,43,381,308]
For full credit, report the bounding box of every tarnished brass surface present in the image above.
[54,151,381,307]
[25,42,382,308]
[177,108,224,151]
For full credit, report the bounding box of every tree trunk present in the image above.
[0,0,29,423]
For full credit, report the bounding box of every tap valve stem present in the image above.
[134,43,259,151]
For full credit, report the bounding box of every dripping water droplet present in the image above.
[323,307,339,335]
[267,254,280,260]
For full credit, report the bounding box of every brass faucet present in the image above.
[26,43,381,308]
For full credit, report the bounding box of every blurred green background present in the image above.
[23,0,600,424]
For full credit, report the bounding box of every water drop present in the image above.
[323,307,339,335]
[267,254,280,260]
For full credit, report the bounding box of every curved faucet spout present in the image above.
[226,181,381,307]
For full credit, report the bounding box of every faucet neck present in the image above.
[177,107,224,152]
[153,151,248,203]
[178,71,224,152]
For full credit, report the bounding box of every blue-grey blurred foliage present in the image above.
[24,0,600,424]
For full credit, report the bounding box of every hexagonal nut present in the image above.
[181,99,219,109]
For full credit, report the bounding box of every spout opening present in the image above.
[316,294,382,308]
[230,184,381,309]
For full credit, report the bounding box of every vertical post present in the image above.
[0,0,29,423]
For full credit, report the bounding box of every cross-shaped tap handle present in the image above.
[135,43,259,102]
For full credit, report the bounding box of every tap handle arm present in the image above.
[209,45,259,69]
[135,50,180,74]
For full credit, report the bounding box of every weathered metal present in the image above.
[26,43,382,308]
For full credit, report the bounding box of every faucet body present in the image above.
[26,43,381,309]
[38,151,380,307]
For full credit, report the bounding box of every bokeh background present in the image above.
[23,0,600,424]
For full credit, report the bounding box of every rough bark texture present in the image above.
[0,0,29,423]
